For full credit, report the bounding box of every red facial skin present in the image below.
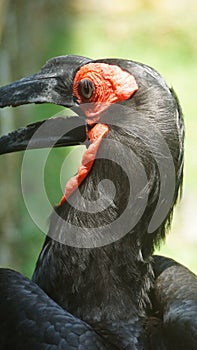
[60,63,138,204]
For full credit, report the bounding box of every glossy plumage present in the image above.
[0,55,196,349]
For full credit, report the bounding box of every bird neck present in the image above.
[33,233,154,324]
[33,123,160,323]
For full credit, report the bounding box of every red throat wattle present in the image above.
[60,62,138,204]
[60,123,109,204]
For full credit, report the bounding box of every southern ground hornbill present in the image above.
[0,55,196,349]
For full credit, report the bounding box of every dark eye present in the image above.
[77,79,95,100]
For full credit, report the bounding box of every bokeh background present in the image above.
[0,0,196,277]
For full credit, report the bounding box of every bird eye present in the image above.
[77,79,95,100]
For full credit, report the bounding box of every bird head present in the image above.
[0,55,184,253]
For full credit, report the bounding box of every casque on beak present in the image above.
[0,55,91,154]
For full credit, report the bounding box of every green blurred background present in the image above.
[0,0,196,277]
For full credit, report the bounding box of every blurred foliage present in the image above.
[0,0,197,276]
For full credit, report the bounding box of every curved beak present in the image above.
[0,55,91,154]
[0,55,90,108]
[0,116,87,155]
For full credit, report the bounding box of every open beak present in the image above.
[0,55,91,154]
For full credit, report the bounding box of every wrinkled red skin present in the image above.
[60,123,109,204]
[60,63,138,204]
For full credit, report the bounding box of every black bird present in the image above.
[0,55,196,349]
